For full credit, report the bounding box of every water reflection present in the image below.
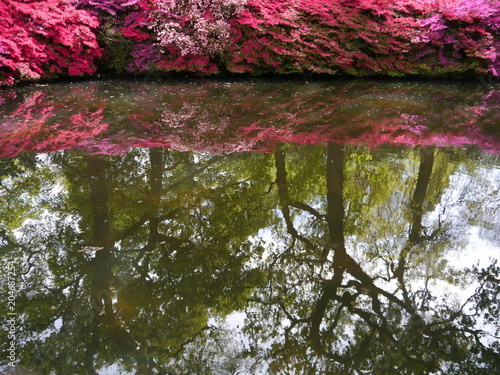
[0,142,499,374]
[0,79,499,156]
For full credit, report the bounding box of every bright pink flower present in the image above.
[0,0,101,85]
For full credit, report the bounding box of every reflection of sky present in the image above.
[430,161,500,270]
[419,161,500,346]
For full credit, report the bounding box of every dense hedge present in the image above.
[1,0,499,85]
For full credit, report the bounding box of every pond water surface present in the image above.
[0,79,499,374]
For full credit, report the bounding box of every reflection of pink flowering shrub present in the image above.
[0,85,110,156]
[0,0,102,85]
[0,107,108,157]
[1,81,498,155]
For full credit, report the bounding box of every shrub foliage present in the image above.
[1,0,499,84]
[0,0,102,85]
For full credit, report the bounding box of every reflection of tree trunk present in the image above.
[149,148,163,240]
[85,155,136,353]
[394,147,435,282]
[150,148,163,204]
[311,144,390,350]
[86,155,113,314]
[275,146,298,237]
[274,146,315,251]
[409,147,435,242]
[310,143,348,350]
[325,143,375,288]
[310,144,428,357]
[393,148,435,327]
[326,143,345,248]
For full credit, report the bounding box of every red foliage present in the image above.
[156,45,220,74]
[1,0,499,82]
[227,0,500,76]
[225,0,417,75]
[407,0,500,76]
[0,0,102,85]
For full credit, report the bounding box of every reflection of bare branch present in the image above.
[290,200,325,219]
[309,273,344,346]
[275,147,316,252]
[249,297,309,326]
[0,179,12,192]
[165,156,221,191]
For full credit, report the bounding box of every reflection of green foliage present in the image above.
[0,147,276,373]
[344,146,415,238]
[426,149,461,209]
[0,153,36,177]
[0,143,499,373]
[240,143,500,374]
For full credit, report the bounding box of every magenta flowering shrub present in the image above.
[0,0,102,85]
[1,0,499,83]
[73,0,160,73]
[226,0,500,76]
[76,0,248,75]
[403,0,500,76]
[226,0,422,76]
[74,0,140,16]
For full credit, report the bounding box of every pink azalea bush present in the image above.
[0,0,102,86]
[226,0,500,76]
[73,0,159,73]
[73,0,246,74]
[405,0,500,76]
[148,0,246,74]
[225,0,415,75]
[1,0,499,84]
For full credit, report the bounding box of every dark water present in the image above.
[0,80,499,374]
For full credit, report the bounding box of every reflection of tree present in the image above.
[0,148,274,373]
[245,143,500,374]
[85,155,137,374]
[0,143,499,374]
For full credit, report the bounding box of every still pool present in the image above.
[0,79,499,374]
